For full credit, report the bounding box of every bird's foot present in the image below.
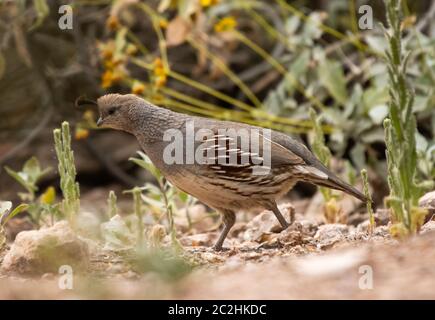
[212,245,231,252]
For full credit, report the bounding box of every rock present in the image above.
[243,203,295,242]
[419,191,435,222]
[4,217,34,241]
[76,211,102,239]
[293,248,367,277]
[180,233,215,247]
[314,224,349,249]
[273,219,318,246]
[304,192,324,222]
[421,221,435,234]
[1,221,89,275]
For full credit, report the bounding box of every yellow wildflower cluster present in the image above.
[214,16,237,33]
[159,18,169,29]
[153,57,167,88]
[200,0,219,8]
[106,15,120,31]
[132,81,146,95]
[98,40,131,89]
[74,110,97,140]
[75,127,90,140]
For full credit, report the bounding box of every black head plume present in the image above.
[75,96,97,109]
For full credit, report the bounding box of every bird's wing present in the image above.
[183,125,308,178]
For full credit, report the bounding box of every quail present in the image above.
[87,93,369,251]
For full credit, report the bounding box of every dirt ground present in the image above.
[1,198,435,299]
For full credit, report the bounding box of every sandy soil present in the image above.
[1,208,434,299]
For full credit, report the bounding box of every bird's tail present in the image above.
[297,165,371,205]
[311,174,369,203]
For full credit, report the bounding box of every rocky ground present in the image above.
[1,194,435,299]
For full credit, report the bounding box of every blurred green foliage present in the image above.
[0,0,433,204]
[382,0,433,236]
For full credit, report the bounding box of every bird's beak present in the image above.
[96,117,103,127]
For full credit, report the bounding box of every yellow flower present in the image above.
[401,15,416,30]
[214,16,237,33]
[153,58,167,88]
[40,186,56,205]
[155,76,167,88]
[101,70,123,88]
[99,42,115,61]
[324,197,341,223]
[104,59,115,70]
[159,18,168,29]
[83,110,95,123]
[153,58,165,75]
[75,128,90,140]
[132,81,146,95]
[200,0,219,8]
[106,15,120,31]
[126,43,138,56]
[102,70,114,88]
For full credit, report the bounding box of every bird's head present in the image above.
[96,93,144,133]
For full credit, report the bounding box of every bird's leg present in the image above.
[269,202,290,230]
[213,210,236,251]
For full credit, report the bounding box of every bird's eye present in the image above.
[108,107,118,115]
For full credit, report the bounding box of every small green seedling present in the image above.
[130,151,183,251]
[0,201,29,248]
[361,169,375,234]
[309,108,343,223]
[4,157,58,225]
[382,0,430,236]
[5,157,51,202]
[54,121,80,227]
[124,186,145,248]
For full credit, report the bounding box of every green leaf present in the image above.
[4,166,33,193]
[31,0,50,30]
[1,203,29,226]
[318,58,348,105]
[115,27,128,55]
[130,151,162,180]
[23,157,41,183]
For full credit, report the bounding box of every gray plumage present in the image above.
[96,93,368,250]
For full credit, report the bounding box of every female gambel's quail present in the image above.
[87,93,368,251]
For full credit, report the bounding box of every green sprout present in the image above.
[309,108,332,201]
[361,169,375,234]
[382,0,431,236]
[0,201,29,248]
[53,121,80,228]
[309,108,345,223]
[5,156,51,202]
[124,187,145,248]
[107,190,118,218]
[4,157,58,225]
[130,151,183,252]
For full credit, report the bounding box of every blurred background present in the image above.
[0,0,433,213]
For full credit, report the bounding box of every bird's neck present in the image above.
[129,104,186,144]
